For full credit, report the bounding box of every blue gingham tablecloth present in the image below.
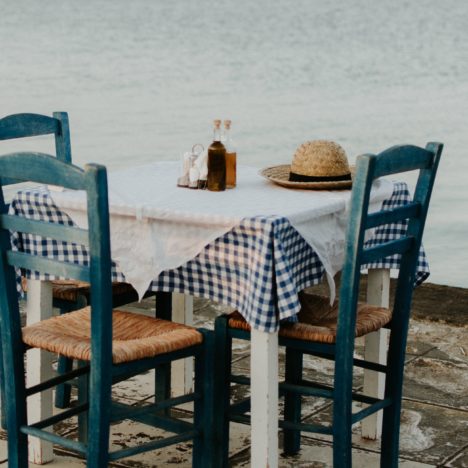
[10,182,429,333]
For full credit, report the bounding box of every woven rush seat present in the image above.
[22,307,203,364]
[21,277,137,303]
[227,293,392,344]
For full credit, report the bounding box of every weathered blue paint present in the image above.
[332,142,442,467]
[214,142,443,468]
[155,291,173,417]
[0,153,218,467]
[0,112,72,186]
[0,112,76,411]
[0,112,156,410]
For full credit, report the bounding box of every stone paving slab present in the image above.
[231,437,437,468]
[445,447,468,468]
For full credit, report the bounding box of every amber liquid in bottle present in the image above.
[207,120,226,191]
[223,120,236,188]
[225,151,236,188]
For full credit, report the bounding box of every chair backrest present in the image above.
[337,142,443,351]
[0,152,113,389]
[0,112,72,185]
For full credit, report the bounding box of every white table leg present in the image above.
[361,269,390,440]
[26,279,54,464]
[251,328,279,468]
[171,293,194,396]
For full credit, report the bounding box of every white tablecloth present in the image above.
[49,162,393,299]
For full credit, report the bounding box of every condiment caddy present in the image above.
[177,120,237,191]
[177,143,206,189]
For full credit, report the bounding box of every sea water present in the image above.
[1,0,467,287]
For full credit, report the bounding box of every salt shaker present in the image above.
[177,144,204,188]
[177,152,192,187]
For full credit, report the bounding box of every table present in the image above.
[10,163,429,466]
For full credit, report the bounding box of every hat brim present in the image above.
[260,164,354,190]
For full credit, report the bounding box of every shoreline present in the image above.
[406,281,468,327]
[360,279,468,327]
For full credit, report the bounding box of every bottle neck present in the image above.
[213,127,222,142]
[223,127,235,152]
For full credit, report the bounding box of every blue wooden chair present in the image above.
[0,112,148,410]
[0,112,146,312]
[0,112,145,309]
[214,143,443,467]
[0,153,217,467]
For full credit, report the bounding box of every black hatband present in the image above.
[288,172,352,182]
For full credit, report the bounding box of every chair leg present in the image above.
[380,327,408,468]
[86,369,111,467]
[380,400,402,468]
[155,292,172,415]
[4,391,28,468]
[332,355,354,467]
[77,360,89,444]
[155,362,171,413]
[0,345,7,430]
[283,348,303,455]
[193,331,217,468]
[213,315,233,467]
[2,348,28,467]
[55,355,74,408]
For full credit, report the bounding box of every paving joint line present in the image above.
[437,441,468,467]
[402,396,468,413]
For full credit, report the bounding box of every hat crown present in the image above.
[291,140,350,178]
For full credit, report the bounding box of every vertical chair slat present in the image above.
[53,112,72,163]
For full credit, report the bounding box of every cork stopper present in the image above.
[214,119,221,129]
[224,119,232,130]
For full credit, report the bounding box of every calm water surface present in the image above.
[1,0,467,287]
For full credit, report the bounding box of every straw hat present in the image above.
[260,140,353,190]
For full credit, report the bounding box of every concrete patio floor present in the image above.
[1,283,467,467]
